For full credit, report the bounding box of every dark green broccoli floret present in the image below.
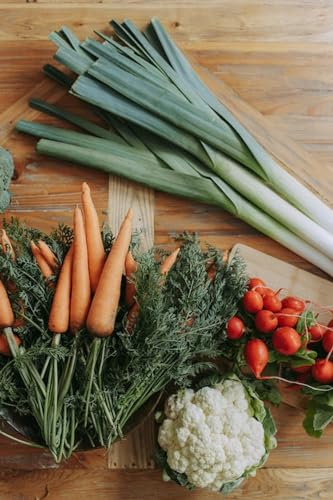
[0,147,14,212]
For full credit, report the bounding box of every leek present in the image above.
[36,138,333,278]
[15,19,333,277]
[17,119,333,261]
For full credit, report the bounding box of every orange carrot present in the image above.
[126,302,140,333]
[37,240,58,271]
[0,333,21,357]
[0,280,14,329]
[1,229,15,260]
[81,182,106,293]
[207,263,216,282]
[30,241,53,279]
[48,245,73,334]
[87,208,133,337]
[160,248,180,275]
[69,206,91,333]
[125,250,138,307]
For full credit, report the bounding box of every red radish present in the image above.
[312,359,333,384]
[328,319,333,329]
[243,290,263,314]
[226,317,244,340]
[309,324,326,342]
[247,277,272,296]
[276,308,299,328]
[255,310,278,333]
[292,364,312,374]
[248,277,265,290]
[257,287,274,297]
[244,339,269,378]
[272,327,301,356]
[263,294,282,313]
[281,296,305,312]
[322,330,333,353]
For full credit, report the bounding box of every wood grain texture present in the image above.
[2,467,333,500]
[1,1,333,498]
[108,177,154,252]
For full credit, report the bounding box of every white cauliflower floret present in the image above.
[165,388,194,419]
[179,402,205,429]
[175,426,191,447]
[158,419,175,449]
[158,379,268,492]
[192,386,227,415]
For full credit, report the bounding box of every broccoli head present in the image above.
[0,148,14,212]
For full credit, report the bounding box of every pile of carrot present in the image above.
[0,182,182,354]
[48,182,134,338]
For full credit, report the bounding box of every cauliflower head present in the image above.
[157,377,276,493]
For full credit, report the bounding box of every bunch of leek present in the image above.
[16,19,333,277]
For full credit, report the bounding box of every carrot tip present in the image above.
[82,182,90,193]
[126,208,133,220]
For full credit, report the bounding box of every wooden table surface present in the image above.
[1,1,333,498]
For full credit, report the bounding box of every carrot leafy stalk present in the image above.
[0,281,46,406]
[30,240,54,279]
[126,247,180,333]
[87,208,133,337]
[48,245,73,334]
[81,182,106,293]
[70,206,91,333]
[125,250,138,307]
[83,208,133,429]
[1,229,15,260]
[38,240,58,271]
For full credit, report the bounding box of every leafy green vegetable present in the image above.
[303,390,333,437]
[268,347,317,367]
[296,310,316,336]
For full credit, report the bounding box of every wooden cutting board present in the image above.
[231,243,333,311]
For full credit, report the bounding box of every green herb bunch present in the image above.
[84,233,247,447]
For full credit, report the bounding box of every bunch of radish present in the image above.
[226,277,333,385]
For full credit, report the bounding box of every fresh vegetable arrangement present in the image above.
[1,183,333,494]
[2,15,333,496]
[15,18,333,277]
